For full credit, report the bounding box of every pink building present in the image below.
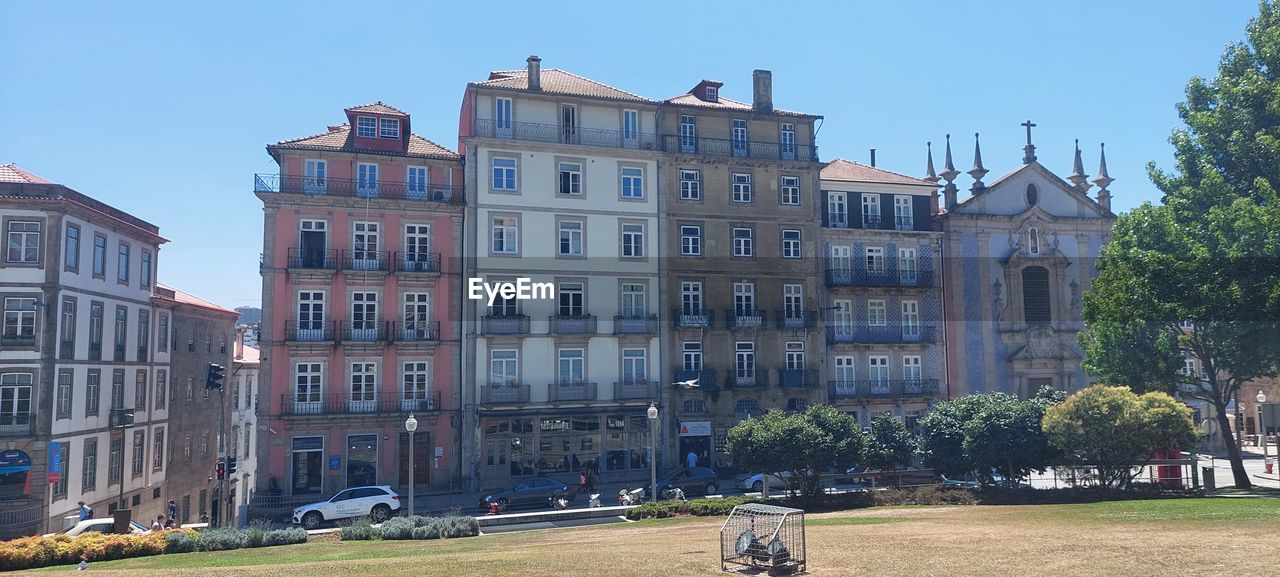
[255,103,463,501]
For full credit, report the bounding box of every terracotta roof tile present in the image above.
[236,344,261,363]
[345,101,408,115]
[476,69,653,103]
[154,283,238,316]
[821,159,938,187]
[662,93,814,118]
[0,163,54,184]
[270,124,459,160]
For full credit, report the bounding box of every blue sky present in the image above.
[0,1,1260,308]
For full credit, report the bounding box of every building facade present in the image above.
[819,159,944,431]
[0,164,169,537]
[459,57,662,490]
[938,134,1115,398]
[256,103,464,499]
[230,329,259,525]
[659,72,824,469]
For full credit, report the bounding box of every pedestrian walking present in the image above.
[77,501,92,521]
[687,450,698,469]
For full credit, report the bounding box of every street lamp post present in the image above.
[1257,391,1268,467]
[405,414,418,516]
[647,403,658,502]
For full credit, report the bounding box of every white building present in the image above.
[230,329,259,525]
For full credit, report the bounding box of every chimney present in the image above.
[752,69,773,112]
[870,149,877,167]
[234,326,245,361]
[526,55,542,91]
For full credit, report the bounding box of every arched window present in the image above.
[1025,184,1039,206]
[1022,266,1051,323]
[681,399,706,414]
[786,398,808,412]
[734,399,761,417]
[1028,227,1041,256]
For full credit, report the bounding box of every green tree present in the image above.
[1043,386,1198,489]
[918,389,1062,486]
[1081,2,1280,488]
[725,405,863,498]
[861,413,915,484]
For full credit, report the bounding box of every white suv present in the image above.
[292,485,401,529]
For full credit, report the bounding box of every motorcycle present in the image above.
[662,487,687,501]
[549,489,571,511]
[485,500,508,516]
[617,487,645,506]
[588,493,601,508]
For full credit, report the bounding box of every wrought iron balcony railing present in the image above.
[0,414,33,436]
[549,315,597,335]
[279,392,441,416]
[726,372,768,389]
[482,314,530,335]
[285,320,337,342]
[342,250,391,272]
[614,380,656,401]
[775,310,816,330]
[473,119,660,151]
[392,320,439,343]
[726,309,766,329]
[673,369,718,392]
[777,368,820,388]
[662,135,818,162]
[340,321,388,343]
[673,308,713,328]
[286,248,338,270]
[824,268,934,288]
[254,174,465,204]
[614,315,658,335]
[827,379,940,401]
[548,381,598,403]
[827,325,937,344]
[482,382,530,405]
[894,215,915,231]
[395,252,441,273]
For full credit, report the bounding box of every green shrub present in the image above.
[379,517,415,540]
[412,520,442,540]
[163,530,196,554]
[407,515,429,528]
[195,527,249,552]
[262,528,307,546]
[440,516,479,538]
[338,518,381,541]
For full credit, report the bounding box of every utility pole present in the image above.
[218,387,226,528]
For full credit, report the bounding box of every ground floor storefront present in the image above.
[477,408,655,490]
[266,417,454,497]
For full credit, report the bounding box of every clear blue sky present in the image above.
[0,1,1260,308]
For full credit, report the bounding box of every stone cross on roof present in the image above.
[1022,120,1037,164]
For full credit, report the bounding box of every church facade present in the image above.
[936,129,1116,399]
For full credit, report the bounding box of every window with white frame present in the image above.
[868,356,889,386]
[490,350,518,386]
[731,119,747,156]
[350,362,376,404]
[6,220,41,264]
[679,170,701,200]
[402,292,430,337]
[356,116,377,137]
[621,167,644,199]
[558,283,584,317]
[557,348,584,384]
[558,162,583,195]
[902,300,920,338]
[352,221,380,264]
[833,299,853,335]
[356,163,379,195]
[621,223,645,258]
[780,176,800,205]
[903,356,922,383]
[680,225,702,256]
[379,118,400,138]
[780,123,796,159]
[2,298,36,344]
[490,290,519,316]
[296,291,325,333]
[732,227,753,257]
[735,342,756,380]
[781,229,801,259]
[827,192,848,227]
[117,243,130,283]
[622,348,646,383]
[407,166,428,195]
[495,97,513,133]
[558,220,583,256]
[862,194,881,226]
[64,224,79,271]
[1,373,33,428]
[783,284,804,321]
[868,299,887,326]
[140,251,152,287]
[785,341,805,369]
[682,341,702,371]
[865,246,885,273]
[304,159,327,192]
[733,282,755,316]
[894,195,913,229]
[403,361,430,405]
[706,86,718,101]
[153,428,164,470]
[833,356,855,385]
[621,282,646,317]
[403,224,431,270]
[492,216,518,254]
[492,157,517,191]
[899,248,918,283]
[350,292,378,332]
[731,173,752,203]
[681,282,703,315]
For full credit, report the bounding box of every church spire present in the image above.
[940,134,960,210]
[923,141,939,183]
[1093,142,1114,212]
[1068,139,1091,192]
[968,132,988,192]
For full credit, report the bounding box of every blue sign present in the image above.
[328,455,341,471]
[47,443,63,485]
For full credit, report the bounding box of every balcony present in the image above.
[254,174,465,204]
[340,321,388,343]
[726,372,768,389]
[108,408,134,428]
[392,321,440,343]
[726,309,766,329]
[824,211,850,229]
[278,392,441,417]
[614,380,656,401]
[662,135,818,162]
[342,250,391,272]
[0,414,33,436]
[862,213,882,228]
[827,325,937,344]
[673,369,718,392]
[285,320,336,342]
[482,382,530,405]
[614,315,658,335]
[547,381,598,403]
[395,252,441,274]
[287,248,338,270]
[775,310,816,330]
[894,215,915,231]
[827,379,940,401]
[824,268,934,288]
[549,315,597,335]
[673,308,713,328]
[482,315,530,335]
[473,119,659,151]
[777,368,820,388]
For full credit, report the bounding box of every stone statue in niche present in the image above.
[1027,325,1057,359]
[1050,231,1060,250]
[1008,230,1020,252]
[1069,280,1080,312]
[993,278,1008,321]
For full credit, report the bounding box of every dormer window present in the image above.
[379,118,400,139]
[356,116,377,138]
[705,86,717,101]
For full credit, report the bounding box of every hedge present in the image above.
[339,515,479,541]
[624,487,985,520]
[0,525,310,571]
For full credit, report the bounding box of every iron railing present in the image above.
[482,315,530,335]
[340,321,388,343]
[342,250,392,272]
[547,381,598,402]
[549,315,597,335]
[284,320,337,342]
[894,215,915,231]
[823,210,850,229]
[673,308,714,328]
[0,415,33,436]
[482,382,530,405]
[662,135,818,162]
[0,505,43,539]
[827,325,937,344]
[827,379,940,401]
[287,248,338,270]
[254,174,465,203]
[777,368,820,388]
[473,119,660,150]
[673,369,718,392]
[278,392,441,416]
[395,252,441,273]
[726,372,768,389]
[726,309,766,329]
[775,310,817,329]
[614,380,656,400]
[613,315,658,335]
[824,268,934,288]
[392,321,440,343]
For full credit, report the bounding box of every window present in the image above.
[492,157,517,191]
[735,399,761,418]
[679,170,700,200]
[86,370,100,416]
[495,97,513,133]
[621,223,645,258]
[82,438,97,491]
[137,310,149,362]
[186,330,194,351]
[894,196,913,230]
[869,356,890,386]
[558,221,583,256]
[731,119,747,156]
[350,362,377,406]
[903,356,922,383]
[680,282,703,315]
[621,282,646,317]
[3,298,36,346]
[833,356,856,384]
[89,303,103,360]
[731,173,752,203]
[6,221,40,263]
[131,430,145,476]
[706,86,718,101]
[113,306,127,361]
[780,123,796,160]
[902,300,920,338]
[403,361,430,407]
[350,292,378,335]
[868,300,887,326]
[620,167,644,199]
[490,350,518,386]
[92,234,107,276]
[135,370,147,410]
[680,225,702,256]
[56,370,72,418]
[1022,266,1051,323]
[682,341,702,371]
[107,436,122,484]
[832,299,854,336]
[558,162,583,195]
[294,363,322,409]
[679,115,696,152]
[622,109,639,145]
[58,298,76,359]
[733,282,755,316]
[682,399,706,414]
[557,349,584,384]
[356,163,378,196]
[110,370,124,410]
[64,224,80,271]
[407,166,428,196]
[157,314,168,352]
[783,284,804,322]
[780,176,800,205]
[557,283,584,317]
[899,248,918,284]
[862,194,881,227]
[379,118,399,138]
[491,216,518,254]
[52,442,68,497]
[200,433,209,456]
[735,342,756,380]
[356,116,377,137]
[117,242,130,283]
[732,228,753,257]
[304,159,327,192]
[786,342,805,369]
[155,369,166,410]
[140,251,152,287]
[490,290,519,316]
[827,192,849,227]
[782,229,801,259]
[153,428,165,470]
[865,246,885,273]
[402,223,432,272]
[232,380,240,410]
[622,349,646,382]
[1028,227,1041,256]
[402,293,431,337]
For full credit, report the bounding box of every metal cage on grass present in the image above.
[720,503,806,575]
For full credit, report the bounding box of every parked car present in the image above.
[655,467,720,496]
[737,472,793,493]
[46,518,149,537]
[941,472,1033,489]
[292,485,401,529]
[479,477,572,511]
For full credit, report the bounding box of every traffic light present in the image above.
[205,363,225,390]
[227,456,237,476]
[214,459,226,480]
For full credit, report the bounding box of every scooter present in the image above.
[549,490,571,510]
[485,500,507,516]
[588,493,602,508]
[662,487,687,501]
[617,487,645,506]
